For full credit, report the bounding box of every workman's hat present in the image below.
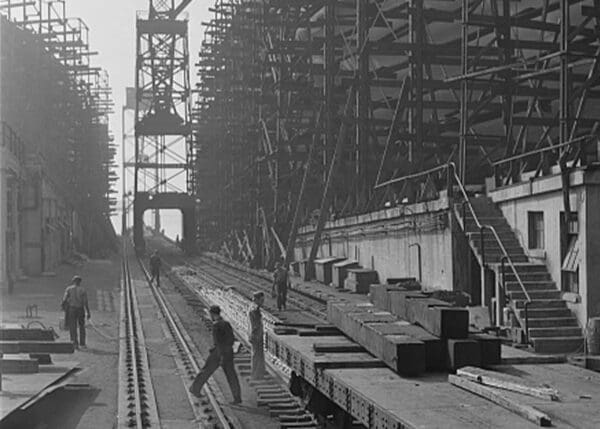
[72,276,82,284]
[209,305,221,315]
[253,291,264,299]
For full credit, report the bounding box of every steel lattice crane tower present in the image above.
[133,0,196,253]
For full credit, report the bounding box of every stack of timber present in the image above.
[327,285,500,375]
[370,284,500,365]
[314,257,344,285]
[343,268,378,293]
[0,327,75,373]
[299,260,313,280]
[266,330,579,428]
[264,333,385,385]
[331,259,360,288]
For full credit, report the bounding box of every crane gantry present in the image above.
[132,0,196,253]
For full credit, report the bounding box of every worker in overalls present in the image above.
[248,291,266,379]
[189,305,242,404]
[272,261,288,311]
[61,276,91,349]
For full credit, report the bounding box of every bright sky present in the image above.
[65,0,213,231]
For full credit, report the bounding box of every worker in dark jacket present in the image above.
[189,305,242,404]
[272,261,288,311]
[149,250,162,287]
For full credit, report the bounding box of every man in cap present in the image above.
[248,291,266,379]
[189,305,242,404]
[61,276,90,349]
[272,261,289,311]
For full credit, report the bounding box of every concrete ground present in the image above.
[0,256,121,429]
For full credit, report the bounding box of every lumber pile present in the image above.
[332,260,360,288]
[264,333,384,385]
[314,257,345,285]
[0,357,39,374]
[449,366,557,427]
[386,277,421,290]
[370,284,469,338]
[298,260,313,280]
[0,328,74,373]
[344,269,378,294]
[0,328,56,341]
[329,286,500,375]
[0,341,75,354]
[327,302,424,375]
[370,283,499,368]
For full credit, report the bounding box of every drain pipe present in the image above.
[408,243,422,283]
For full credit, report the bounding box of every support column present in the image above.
[324,0,336,169]
[409,0,424,167]
[559,0,572,289]
[458,0,469,182]
[356,0,370,203]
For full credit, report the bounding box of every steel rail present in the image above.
[197,255,328,319]
[117,253,160,428]
[135,254,235,429]
[177,259,294,383]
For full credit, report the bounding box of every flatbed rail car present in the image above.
[266,331,600,429]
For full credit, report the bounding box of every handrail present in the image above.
[374,163,449,190]
[448,162,532,342]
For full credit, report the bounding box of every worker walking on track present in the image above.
[61,276,91,349]
[248,291,266,379]
[272,261,289,311]
[149,250,162,287]
[190,305,242,404]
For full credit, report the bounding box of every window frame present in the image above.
[527,211,545,250]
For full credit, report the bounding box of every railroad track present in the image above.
[117,243,236,428]
[143,237,322,428]
[146,234,328,321]
[117,254,160,428]
[167,262,322,429]
[195,256,328,322]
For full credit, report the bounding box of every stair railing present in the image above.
[448,163,532,343]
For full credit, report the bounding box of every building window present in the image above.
[528,211,544,249]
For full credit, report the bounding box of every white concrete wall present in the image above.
[584,173,600,321]
[0,160,6,289]
[20,173,74,275]
[489,168,600,326]
[0,16,5,290]
[294,196,456,291]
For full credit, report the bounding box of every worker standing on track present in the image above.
[149,250,162,287]
[61,276,91,349]
[190,305,242,405]
[248,291,266,379]
[272,261,289,311]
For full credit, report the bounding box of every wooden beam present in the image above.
[449,375,552,427]
[456,366,559,401]
[307,86,355,279]
[284,108,323,268]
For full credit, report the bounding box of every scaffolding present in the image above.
[193,0,600,267]
[0,0,116,254]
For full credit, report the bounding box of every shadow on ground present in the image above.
[1,385,102,429]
